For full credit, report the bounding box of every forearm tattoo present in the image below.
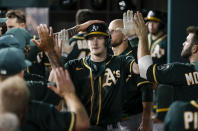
[46,50,63,68]
[67,25,80,38]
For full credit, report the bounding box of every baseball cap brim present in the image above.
[0,18,8,23]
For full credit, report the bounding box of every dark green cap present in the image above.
[0,47,31,76]
[5,27,31,49]
[0,35,21,49]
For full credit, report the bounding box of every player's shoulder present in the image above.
[169,100,189,109]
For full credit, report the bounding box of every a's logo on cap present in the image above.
[0,70,7,75]
[91,25,99,32]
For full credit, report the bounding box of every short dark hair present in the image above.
[187,26,198,45]
[75,9,93,25]
[6,10,26,24]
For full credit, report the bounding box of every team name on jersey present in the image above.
[103,68,120,87]
[185,72,198,86]
[184,111,198,129]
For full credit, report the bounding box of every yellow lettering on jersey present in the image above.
[184,111,193,129]
[193,72,198,84]
[194,112,198,129]
[103,68,116,87]
[185,73,194,86]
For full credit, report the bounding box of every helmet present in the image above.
[145,10,164,23]
[85,23,110,39]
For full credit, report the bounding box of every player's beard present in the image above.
[111,39,122,47]
[181,44,193,59]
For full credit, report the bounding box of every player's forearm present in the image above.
[66,25,80,38]
[63,93,90,131]
[45,50,63,69]
[137,36,153,79]
[142,102,152,122]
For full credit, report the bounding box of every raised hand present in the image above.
[48,68,75,97]
[133,12,148,40]
[32,24,55,53]
[116,10,136,36]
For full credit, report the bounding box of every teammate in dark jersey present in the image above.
[133,12,198,131]
[164,100,198,131]
[109,19,152,131]
[34,21,142,130]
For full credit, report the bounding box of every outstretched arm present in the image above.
[133,12,153,79]
[48,68,90,131]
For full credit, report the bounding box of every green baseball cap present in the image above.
[0,35,21,49]
[5,27,31,49]
[0,18,8,23]
[0,47,31,76]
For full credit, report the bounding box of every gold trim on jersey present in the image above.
[44,63,51,66]
[156,108,169,112]
[83,58,94,120]
[153,105,157,109]
[26,66,30,73]
[153,64,158,83]
[106,56,114,66]
[130,59,135,73]
[126,50,133,56]
[96,76,102,125]
[72,35,85,40]
[68,112,75,131]
[148,34,167,55]
[137,81,152,87]
[190,100,198,108]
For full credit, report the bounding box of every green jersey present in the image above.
[121,43,153,117]
[148,33,167,64]
[164,100,198,131]
[21,100,75,131]
[147,61,198,121]
[65,55,135,126]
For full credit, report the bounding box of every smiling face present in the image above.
[87,35,107,57]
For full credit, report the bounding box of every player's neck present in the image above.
[90,51,107,62]
[189,54,198,64]
[112,41,128,56]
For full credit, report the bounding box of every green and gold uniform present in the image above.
[21,100,75,131]
[164,100,198,131]
[148,33,167,64]
[121,43,153,118]
[65,54,136,127]
[146,61,198,120]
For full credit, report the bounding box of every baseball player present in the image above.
[109,18,153,131]
[164,100,198,131]
[133,12,198,130]
[33,21,145,130]
[145,10,167,64]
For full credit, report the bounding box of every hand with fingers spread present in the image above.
[117,10,136,36]
[32,24,55,53]
[133,12,148,40]
[48,68,75,97]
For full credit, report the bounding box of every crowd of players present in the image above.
[0,8,197,131]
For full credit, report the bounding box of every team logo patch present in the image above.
[157,64,170,70]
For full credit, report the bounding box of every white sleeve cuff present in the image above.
[138,55,153,79]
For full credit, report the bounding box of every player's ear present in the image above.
[192,44,198,54]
